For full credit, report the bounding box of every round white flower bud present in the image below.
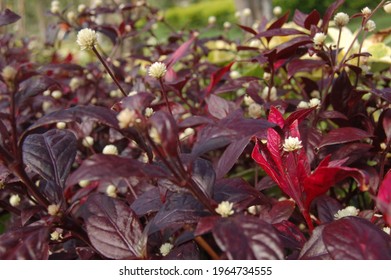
[242,8,251,17]
[308,98,321,108]
[102,144,118,155]
[282,136,303,152]
[106,184,117,198]
[148,62,167,79]
[76,28,98,51]
[51,90,62,99]
[229,70,240,79]
[243,95,255,106]
[248,103,263,119]
[149,127,161,145]
[273,6,282,16]
[56,122,66,129]
[215,201,234,217]
[261,86,277,101]
[48,204,60,216]
[159,242,174,256]
[383,227,391,234]
[50,230,63,241]
[334,206,359,219]
[223,21,231,29]
[82,136,94,148]
[313,32,327,46]
[42,101,51,112]
[179,127,195,140]
[9,194,21,207]
[144,107,154,118]
[384,3,391,14]
[208,16,216,25]
[235,11,241,18]
[365,20,376,32]
[117,108,138,129]
[79,179,90,188]
[50,1,60,14]
[67,11,76,22]
[361,7,372,17]
[1,65,17,82]
[334,12,349,28]
[78,4,86,13]
[69,77,82,91]
[297,101,309,109]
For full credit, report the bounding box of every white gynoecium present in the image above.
[148,62,167,79]
[334,206,360,219]
[76,28,98,50]
[215,201,234,217]
[282,136,303,152]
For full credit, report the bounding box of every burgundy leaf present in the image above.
[268,200,296,224]
[236,24,257,36]
[293,10,309,28]
[315,195,342,223]
[150,111,179,157]
[0,226,49,259]
[130,188,163,217]
[215,138,249,179]
[22,105,120,140]
[83,194,144,259]
[299,225,331,260]
[273,220,307,250]
[377,170,391,226]
[318,127,372,149]
[321,0,345,33]
[23,129,77,189]
[371,88,391,103]
[21,206,45,226]
[66,154,167,186]
[284,107,316,128]
[267,11,290,32]
[191,157,215,198]
[165,36,195,68]
[323,217,391,260]
[205,94,237,119]
[254,28,304,41]
[329,70,353,113]
[0,9,20,26]
[213,215,284,260]
[382,109,391,142]
[16,75,58,105]
[206,61,234,94]
[194,216,220,236]
[121,92,155,111]
[164,241,200,260]
[304,10,321,30]
[148,193,207,234]
[319,110,348,120]
[275,36,313,58]
[287,59,326,78]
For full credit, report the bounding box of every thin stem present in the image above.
[92,46,127,97]
[0,200,21,216]
[195,236,220,260]
[158,78,173,116]
[301,209,314,234]
[335,27,342,66]
[124,178,138,199]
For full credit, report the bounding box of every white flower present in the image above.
[313,32,327,46]
[242,8,251,17]
[92,0,103,8]
[297,101,309,109]
[179,127,195,140]
[42,101,51,112]
[69,77,82,91]
[128,90,138,96]
[334,206,359,219]
[79,179,90,188]
[208,16,216,25]
[117,108,138,129]
[1,65,17,82]
[334,12,349,28]
[110,89,122,98]
[216,201,234,217]
[273,6,282,16]
[261,86,277,101]
[48,204,60,216]
[247,205,261,215]
[365,20,376,32]
[149,127,161,145]
[67,11,76,22]
[82,136,94,148]
[51,90,62,99]
[159,242,174,256]
[50,0,60,14]
[56,122,66,129]
[76,28,98,51]
[263,72,271,81]
[102,144,118,155]
[282,136,303,152]
[78,4,86,13]
[361,7,372,17]
[144,107,154,117]
[308,98,321,108]
[223,21,231,29]
[106,184,117,198]
[50,230,63,241]
[384,3,391,14]
[383,227,391,234]
[230,70,240,79]
[243,95,255,106]
[248,103,263,119]
[148,62,167,79]
[234,11,241,18]
[9,194,21,207]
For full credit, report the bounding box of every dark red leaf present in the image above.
[0,9,20,26]
[287,59,326,78]
[191,157,216,199]
[206,61,234,94]
[194,216,220,236]
[66,154,167,186]
[164,241,200,260]
[314,195,342,223]
[254,28,304,41]
[275,36,313,58]
[150,111,179,157]
[267,11,290,31]
[215,138,249,179]
[165,36,195,68]
[130,188,163,217]
[304,10,321,30]
[299,225,331,259]
[319,110,348,120]
[318,127,372,149]
[273,220,307,250]
[205,94,237,119]
[293,10,308,28]
[16,75,58,106]
[236,24,257,35]
[268,200,296,224]
[284,107,316,128]
[382,109,391,142]
[23,129,77,189]
[0,226,49,259]
[371,88,391,103]
[83,194,144,259]
[323,217,391,260]
[377,170,391,226]
[213,215,284,260]
[121,92,155,111]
